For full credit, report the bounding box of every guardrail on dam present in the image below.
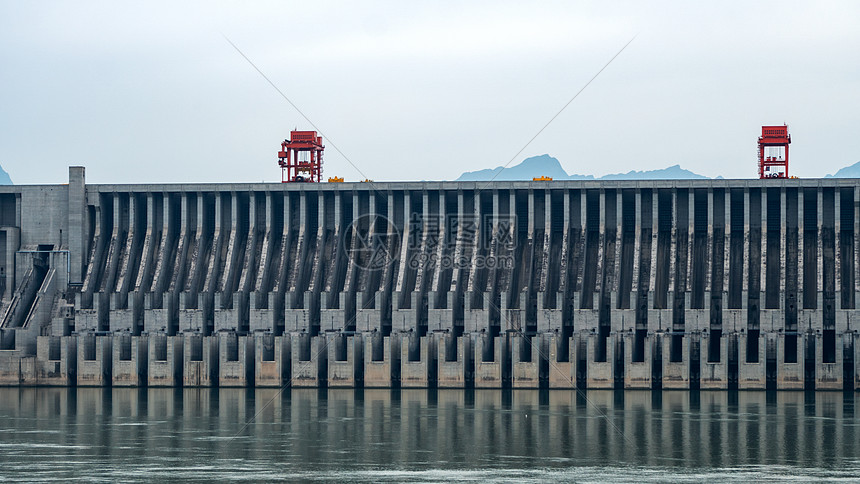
[1,166,859,390]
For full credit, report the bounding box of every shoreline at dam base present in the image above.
[1,166,859,390]
[0,330,855,390]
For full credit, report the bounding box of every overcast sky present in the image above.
[1,1,858,184]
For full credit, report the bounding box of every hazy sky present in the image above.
[1,1,858,184]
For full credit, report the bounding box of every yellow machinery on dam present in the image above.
[0,166,858,391]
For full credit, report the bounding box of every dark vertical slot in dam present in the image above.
[205,193,230,321]
[119,334,131,361]
[785,188,799,362]
[566,190,582,319]
[437,190,458,310]
[452,190,469,330]
[545,190,565,309]
[225,333,239,362]
[803,188,818,309]
[471,191,494,312]
[189,334,203,361]
[87,193,114,309]
[822,188,836,362]
[173,193,196,297]
[746,189,762,362]
[482,332,495,362]
[86,204,97,277]
[581,190,599,310]
[673,189,688,332]
[400,193,418,309]
[765,188,782,309]
[408,332,421,362]
[670,334,683,362]
[691,190,708,310]
[320,192,338,310]
[519,334,532,362]
[371,332,384,361]
[298,333,311,362]
[509,190,529,313]
[841,188,855,309]
[710,189,725,359]
[597,190,617,362]
[334,333,347,362]
[728,189,744,309]
[224,193,250,306]
[618,190,635,309]
[300,192,319,308]
[102,194,128,296]
[525,190,541,328]
[655,190,672,310]
[137,193,161,301]
[747,188,761,336]
[124,194,146,307]
[158,194,182,314]
[634,329,646,362]
[264,194,284,311]
[636,189,653,331]
[444,332,457,362]
[382,191,401,332]
[261,334,275,361]
[489,190,510,329]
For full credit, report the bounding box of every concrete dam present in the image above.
[1,166,859,390]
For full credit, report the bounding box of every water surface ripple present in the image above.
[1,388,858,482]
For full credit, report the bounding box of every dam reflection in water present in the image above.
[1,388,859,481]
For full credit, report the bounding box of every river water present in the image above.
[1,387,859,482]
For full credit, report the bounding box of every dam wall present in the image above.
[1,166,859,390]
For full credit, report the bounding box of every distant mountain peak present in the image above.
[456,155,707,181]
[826,161,860,178]
[0,164,12,185]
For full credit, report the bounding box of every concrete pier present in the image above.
[1,169,860,390]
[623,332,653,390]
[35,336,76,386]
[112,334,147,386]
[364,333,398,388]
[437,334,472,388]
[815,332,844,390]
[291,334,327,387]
[776,333,804,390]
[254,333,289,387]
[585,333,615,389]
[474,334,508,388]
[700,333,728,390]
[401,335,435,388]
[182,334,216,387]
[547,335,575,389]
[77,334,111,387]
[511,334,544,388]
[218,333,254,387]
[662,333,691,390]
[738,333,767,390]
[148,335,182,387]
[327,333,363,388]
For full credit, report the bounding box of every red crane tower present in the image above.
[758,125,790,179]
[278,130,324,183]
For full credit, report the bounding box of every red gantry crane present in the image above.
[279,130,324,183]
[758,125,791,179]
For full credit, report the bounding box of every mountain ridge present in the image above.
[455,154,709,181]
[0,164,11,185]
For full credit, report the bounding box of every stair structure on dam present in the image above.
[2,166,860,390]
